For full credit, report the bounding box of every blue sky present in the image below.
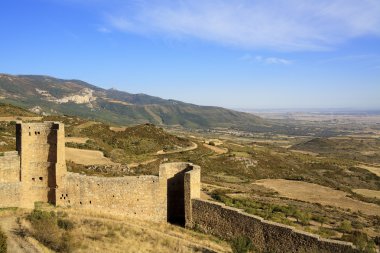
[0,0,379,109]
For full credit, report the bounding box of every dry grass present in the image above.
[353,189,380,199]
[254,179,380,216]
[65,147,117,165]
[60,208,231,253]
[0,207,231,253]
[358,164,380,177]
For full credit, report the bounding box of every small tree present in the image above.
[0,226,7,253]
[339,220,352,234]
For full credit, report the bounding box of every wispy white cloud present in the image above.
[240,54,292,65]
[101,0,380,51]
[321,54,379,63]
[97,26,111,33]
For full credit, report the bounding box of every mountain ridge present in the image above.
[0,73,267,129]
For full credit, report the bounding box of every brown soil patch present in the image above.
[203,144,228,154]
[110,126,127,132]
[353,189,380,199]
[65,147,117,165]
[65,137,89,144]
[254,179,380,216]
[358,164,380,177]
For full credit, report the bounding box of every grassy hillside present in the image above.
[0,103,37,117]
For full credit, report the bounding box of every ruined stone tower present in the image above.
[9,122,65,207]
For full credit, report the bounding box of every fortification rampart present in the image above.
[0,151,20,183]
[190,199,358,253]
[56,172,167,222]
[0,183,22,208]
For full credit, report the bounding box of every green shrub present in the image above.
[342,231,376,253]
[0,226,6,253]
[230,236,253,253]
[58,219,74,231]
[339,220,352,234]
[27,209,75,252]
[312,214,328,227]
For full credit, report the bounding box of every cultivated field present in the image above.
[359,164,380,177]
[202,144,228,154]
[65,147,117,165]
[254,179,380,216]
[353,189,380,199]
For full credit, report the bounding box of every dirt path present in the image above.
[0,214,48,253]
[156,142,198,155]
[254,179,380,216]
[65,147,117,165]
[203,144,228,154]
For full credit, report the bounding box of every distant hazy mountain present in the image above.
[0,74,267,129]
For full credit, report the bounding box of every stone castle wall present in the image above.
[159,162,200,225]
[184,165,201,227]
[190,199,358,253]
[0,151,20,183]
[0,182,22,208]
[56,172,167,222]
